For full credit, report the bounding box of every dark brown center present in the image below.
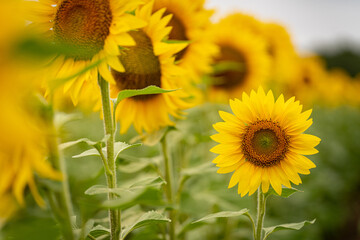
[53,0,112,61]
[211,45,247,89]
[164,11,188,61]
[112,30,161,101]
[242,120,290,167]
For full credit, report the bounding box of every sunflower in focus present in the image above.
[149,0,218,82]
[210,87,320,196]
[110,1,191,134]
[206,15,270,102]
[26,0,146,105]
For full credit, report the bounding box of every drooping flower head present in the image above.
[26,0,146,105]
[110,1,191,134]
[210,87,320,196]
[206,15,270,102]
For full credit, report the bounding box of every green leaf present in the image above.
[102,188,164,210]
[85,176,165,196]
[192,209,250,223]
[117,156,161,173]
[163,39,192,44]
[114,142,141,160]
[263,219,316,240]
[72,142,140,159]
[88,225,110,239]
[59,137,104,151]
[54,112,82,129]
[265,187,303,199]
[121,211,170,240]
[114,86,177,109]
[129,176,166,190]
[212,61,244,74]
[181,162,216,178]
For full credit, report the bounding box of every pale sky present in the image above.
[205,0,360,53]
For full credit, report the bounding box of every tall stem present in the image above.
[47,113,75,240]
[255,188,266,240]
[98,76,120,240]
[161,137,176,240]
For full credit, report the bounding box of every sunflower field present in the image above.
[1,1,360,240]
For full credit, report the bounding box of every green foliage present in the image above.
[193,209,250,223]
[263,219,316,240]
[121,211,170,240]
[265,188,302,199]
[113,86,177,110]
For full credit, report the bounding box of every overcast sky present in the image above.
[205,0,360,53]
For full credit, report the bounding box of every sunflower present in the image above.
[210,87,320,196]
[287,56,327,106]
[206,15,270,102]
[148,0,218,82]
[26,0,146,105]
[261,23,299,85]
[109,1,191,134]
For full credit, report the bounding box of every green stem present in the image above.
[98,76,120,240]
[255,188,266,240]
[47,117,75,240]
[161,137,176,240]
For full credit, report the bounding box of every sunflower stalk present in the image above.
[161,135,176,240]
[46,107,75,240]
[255,188,266,240]
[98,75,121,240]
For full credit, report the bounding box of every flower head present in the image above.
[110,1,191,134]
[26,0,146,105]
[210,87,321,196]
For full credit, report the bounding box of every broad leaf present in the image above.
[265,187,302,199]
[54,112,82,129]
[181,162,216,177]
[73,142,140,159]
[121,211,170,239]
[88,225,110,239]
[114,86,177,110]
[193,209,250,223]
[102,188,164,210]
[263,219,316,240]
[59,137,104,151]
[85,176,165,196]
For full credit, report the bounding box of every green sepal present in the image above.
[120,211,170,240]
[263,219,316,240]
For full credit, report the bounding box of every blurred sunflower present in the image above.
[150,0,218,82]
[0,68,62,226]
[0,1,61,222]
[221,14,299,87]
[210,87,320,196]
[110,1,191,134]
[261,23,299,85]
[206,15,270,102]
[288,56,327,106]
[26,0,146,105]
